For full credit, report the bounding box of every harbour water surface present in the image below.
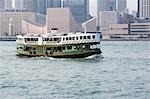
[0,41,150,99]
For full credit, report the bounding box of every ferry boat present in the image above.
[16,0,102,58]
[16,31,102,58]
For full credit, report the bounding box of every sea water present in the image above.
[0,41,150,99]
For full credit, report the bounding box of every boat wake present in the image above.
[30,54,103,61]
[84,54,103,60]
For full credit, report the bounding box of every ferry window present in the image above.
[76,37,78,40]
[69,37,72,40]
[80,36,82,40]
[57,47,61,52]
[87,36,90,39]
[33,48,36,50]
[34,38,36,41]
[67,46,72,50]
[63,47,65,50]
[50,38,52,41]
[66,37,69,40]
[27,38,30,41]
[46,48,51,50]
[31,38,33,41]
[72,37,75,40]
[54,38,56,41]
[92,35,95,39]
[63,38,65,41]
[84,36,86,39]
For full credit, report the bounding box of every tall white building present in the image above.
[117,0,126,11]
[138,0,150,19]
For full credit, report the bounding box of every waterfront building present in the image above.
[99,0,116,11]
[63,0,89,23]
[102,23,150,40]
[0,10,36,36]
[100,11,121,31]
[138,0,150,19]
[117,0,126,11]
[82,18,96,33]
[21,20,46,34]
[46,8,81,33]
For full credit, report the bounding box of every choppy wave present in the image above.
[0,41,150,99]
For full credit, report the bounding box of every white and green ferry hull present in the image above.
[16,44,102,58]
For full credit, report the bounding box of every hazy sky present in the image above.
[89,0,137,16]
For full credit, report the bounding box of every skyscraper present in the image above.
[138,0,150,19]
[47,0,61,8]
[36,0,61,14]
[0,0,5,9]
[37,0,46,14]
[99,0,116,11]
[63,0,89,23]
[5,0,12,9]
[23,0,37,12]
[118,0,126,11]
[15,0,23,9]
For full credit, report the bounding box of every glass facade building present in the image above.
[0,0,5,9]
[118,0,126,11]
[15,0,23,9]
[36,0,46,14]
[99,0,116,11]
[36,0,61,14]
[138,0,150,19]
[23,0,37,12]
[5,0,12,9]
[47,0,61,8]
[64,0,89,23]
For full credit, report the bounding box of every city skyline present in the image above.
[89,0,137,16]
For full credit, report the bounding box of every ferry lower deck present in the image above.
[16,44,102,58]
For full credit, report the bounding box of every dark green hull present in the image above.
[17,49,102,58]
[16,44,102,58]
